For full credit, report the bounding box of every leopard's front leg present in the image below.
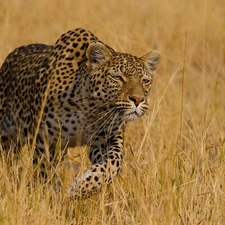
[67,132,124,199]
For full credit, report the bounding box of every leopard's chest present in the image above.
[41,107,121,148]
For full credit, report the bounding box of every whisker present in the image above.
[86,107,116,129]
[84,102,111,116]
[64,100,111,115]
[106,110,120,140]
[87,108,117,145]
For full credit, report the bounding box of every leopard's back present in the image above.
[0,44,53,144]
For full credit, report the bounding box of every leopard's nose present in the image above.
[129,96,144,107]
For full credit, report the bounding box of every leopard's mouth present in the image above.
[123,111,141,121]
[112,103,145,121]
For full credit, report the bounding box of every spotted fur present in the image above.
[0,28,160,199]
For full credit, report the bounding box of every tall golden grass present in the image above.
[0,0,225,224]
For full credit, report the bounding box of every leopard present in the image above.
[0,28,160,199]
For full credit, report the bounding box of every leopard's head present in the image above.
[86,42,160,121]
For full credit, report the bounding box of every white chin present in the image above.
[124,113,140,121]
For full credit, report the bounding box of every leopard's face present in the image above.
[86,42,160,121]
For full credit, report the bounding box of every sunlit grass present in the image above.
[0,0,225,224]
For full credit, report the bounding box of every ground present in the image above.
[0,0,225,224]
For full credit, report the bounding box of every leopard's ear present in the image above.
[140,50,160,74]
[86,42,112,71]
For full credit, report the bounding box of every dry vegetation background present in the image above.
[0,0,225,224]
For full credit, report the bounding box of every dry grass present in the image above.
[0,0,225,224]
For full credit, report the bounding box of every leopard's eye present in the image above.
[111,75,124,82]
[142,78,151,85]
